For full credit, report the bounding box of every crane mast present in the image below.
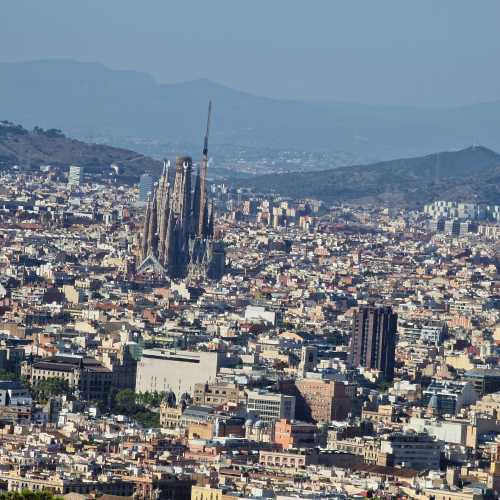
[197,100,212,237]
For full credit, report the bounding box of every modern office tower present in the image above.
[138,102,225,280]
[138,173,153,202]
[348,305,397,381]
[68,165,83,187]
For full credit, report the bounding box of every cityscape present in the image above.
[0,2,500,500]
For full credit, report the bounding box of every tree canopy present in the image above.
[113,389,161,428]
[0,490,63,500]
[32,378,71,400]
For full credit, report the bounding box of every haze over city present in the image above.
[0,2,499,500]
[2,1,500,106]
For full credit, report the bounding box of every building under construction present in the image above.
[138,102,225,280]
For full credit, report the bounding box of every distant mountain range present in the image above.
[239,146,500,207]
[2,60,500,160]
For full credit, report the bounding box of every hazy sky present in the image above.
[2,0,500,106]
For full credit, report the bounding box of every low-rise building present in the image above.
[246,390,295,423]
[259,449,318,469]
[294,378,351,423]
[22,356,112,403]
[273,419,317,449]
[423,379,478,415]
[464,369,500,396]
[193,382,241,407]
[136,349,233,397]
[380,432,442,470]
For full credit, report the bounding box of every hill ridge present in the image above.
[239,145,500,207]
[0,121,161,183]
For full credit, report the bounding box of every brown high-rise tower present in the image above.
[348,305,397,381]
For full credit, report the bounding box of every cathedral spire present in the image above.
[207,201,215,239]
[163,207,174,267]
[147,185,159,257]
[158,184,170,263]
[157,160,170,219]
[202,200,209,238]
[141,194,152,259]
[161,158,169,178]
[180,159,192,227]
[192,166,201,237]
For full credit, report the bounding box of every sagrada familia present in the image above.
[138,102,225,280]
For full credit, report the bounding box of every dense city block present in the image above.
[0,147,498,499]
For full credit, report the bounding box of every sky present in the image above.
[1,0,500,107]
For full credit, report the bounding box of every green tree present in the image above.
[113,390,162,428]
[134,410,160,428]
[136,391,163,407]
[33,378,71,400]
[114,388,138,414]
[0,369,17,381]
[0,489,63,500]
